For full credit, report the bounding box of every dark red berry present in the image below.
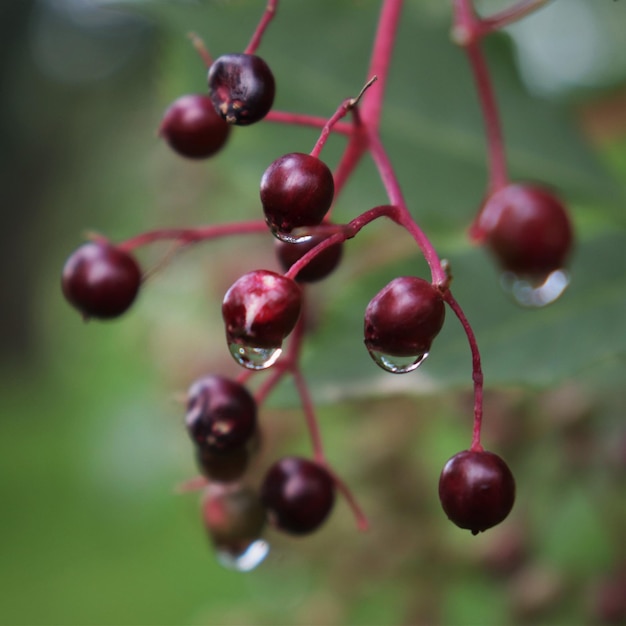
[438,449,515,535]
[260,456,335,535]
[202,483,266,551]
[195,446,251,483]
[364,276,445,370]
[275,234,343,283]
[222,270,302,351]
[208,53,275,125]
[61,241,141,320]
[159,94,230,159]
[474,183,573,279]
[260,153,334,236]
[186,375,257,454]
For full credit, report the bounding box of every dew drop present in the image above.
[368,349,429,374]
[269,225,313,244]
[216,539,269,572]
[229,342,282,370]
[501,269,570,308]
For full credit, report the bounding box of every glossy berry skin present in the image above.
[260,456,335,535]
[260,153,335,235]
[61,241,141,320]
[438,449,515,535]
[222,270,302,349]
[474,183,573,278]
[208,53,275,125]
[159,94,230,159]
[275,234,343,283]
[186,375,257,454]
[364,276,445,357]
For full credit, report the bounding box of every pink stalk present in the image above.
[265,111,353,135]
[188,32,212,68]
[442,291,484,452]
[481,0,551,34]
[245,0,278,55]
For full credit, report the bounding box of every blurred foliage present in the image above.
[1,0,625,625]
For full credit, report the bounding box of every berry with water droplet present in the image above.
[364,276,445,373]
[159,94,231,159]
[275,233,343,283]
[260,153,334,238]
[202,483,268,571]
[473,183,573,280]
[208,53,275,125]
[261,456,335,535]
[61,241,142,320]
[222,270,302,369]
[438,449,515,534]
[186,375,257,454]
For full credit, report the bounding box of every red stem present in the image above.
[245,0,278,55]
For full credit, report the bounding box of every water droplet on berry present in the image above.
[367,349,429,374]
[229,342,282,370]
[269,225,313,244]
[215,539,270,572]
[501,269,570,308]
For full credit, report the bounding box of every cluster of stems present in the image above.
[118,0,550,529]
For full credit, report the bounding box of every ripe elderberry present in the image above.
[208,53,275,125]
[222,270,302,370]
[61,241,142,320]
[438,449,515,535]
[260,153,335,239]
[185,375,257,454]
[364,276,445,373]
[475,183,573,280]
[159,94,231,159]
[260,456,335,535]
[202,483,268,571]
[275,234,343,283]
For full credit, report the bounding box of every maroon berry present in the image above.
[438,449,516,535]
[364,276,445,372]
[186,375,257,454]
[159,94,230,159]
[222,270,302,364]
[61,241,141,320]
[474,183,573,279]
[275,234,343,283]
[202,483,266,551]
[260,456,335,535]
[195,446,251,483]
[260,153,335,236]
[208,53,275,125]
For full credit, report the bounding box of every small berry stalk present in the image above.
[60,0,574,568]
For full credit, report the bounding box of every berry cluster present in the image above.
[61,0,573,570]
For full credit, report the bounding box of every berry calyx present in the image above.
[275,234,343,283]
[473,183,574,279]
[260,456,335,535]
[185,375,257,454]
[159,94,231,159]
[222,270,302,369]
[260,153,335,237]
[364,276,445,373]
[438,449,515,535]
[208,53,275,125]
[61,241,142,320]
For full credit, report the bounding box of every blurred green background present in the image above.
[1,0,625,624]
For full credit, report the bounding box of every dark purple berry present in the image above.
[195,446,251,483]
[474,183,573,279]
[275,234,343,283]
[186,375,257,454]
[364,276,445,370]
[208,53,275,125]
[61,241,141,320]
[260,456,335,535]
[202,483,266,551]
[260,153,335,236]
[222,270,302,351]
[159,94,230,159]
[438,449,515,535]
